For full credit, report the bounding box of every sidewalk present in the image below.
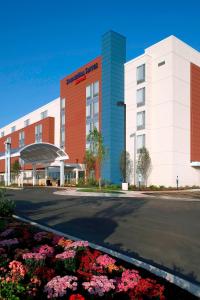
[54,188,154,198]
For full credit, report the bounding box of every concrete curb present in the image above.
[13,214,200,298]
[54,190,147,198]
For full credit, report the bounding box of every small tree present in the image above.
[87,127,107,189]
[120,150,133,183]
[136,147,151,186]
[84,150,96,181]
[11,160,21,183]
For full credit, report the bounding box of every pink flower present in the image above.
[36,245,54,257]
[117,269,141,292]
[0,238,18,247]
[82,275,115,297]
[44,275,77,298]
[9,260,26,281]
[65,241,89,250]
[0,228,14,237]
[96,254,116,267]
[55,250,76,260]
[34,231,50,241]
[22,252,45,260]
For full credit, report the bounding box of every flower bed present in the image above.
[0,218,196,300]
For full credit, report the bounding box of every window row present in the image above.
[0,110,49,138]
[2,124,44,148]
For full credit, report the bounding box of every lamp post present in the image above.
[4,139,11,186]
[130,132,136,186]
[117,101,126,183]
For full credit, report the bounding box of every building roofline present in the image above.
[0,97,60,132]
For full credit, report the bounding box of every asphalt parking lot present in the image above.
[7,187,200,286]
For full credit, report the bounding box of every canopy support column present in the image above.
[60,160,65,186]
[32,164,36,186]
[45,167,48,186]
[75,168,79,184]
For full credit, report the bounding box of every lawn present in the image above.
[77,188,125,194]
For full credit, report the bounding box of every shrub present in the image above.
[0,189,15,217]
[76,178,85,187]
[86,178,98,187]
[149,185,160,191]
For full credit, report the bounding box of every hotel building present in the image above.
[0,32,200,187]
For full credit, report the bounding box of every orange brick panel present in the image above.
[191,63,200,161]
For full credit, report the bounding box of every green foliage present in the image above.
[86,127,107,189]
[0,189,15,217]
[0,281,25,300]
[136,147,152,186]
[149,185,160,191]
[84,149,96,176]
[87,177,98,187]
[11,160,21,175]
[76,178,85,187]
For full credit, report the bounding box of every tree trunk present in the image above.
[99,177,102,190]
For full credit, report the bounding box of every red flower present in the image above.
[69,294,85,300]
[77,249,102,279]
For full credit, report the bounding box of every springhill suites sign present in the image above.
[66,63,98,85]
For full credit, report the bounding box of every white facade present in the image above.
[0,97,61,147]
[125,35,200,187]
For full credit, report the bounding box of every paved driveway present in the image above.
[7,187,200,286]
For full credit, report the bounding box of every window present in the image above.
[0,131,4,137]
[137,111,145,130]
[61,98,65,109]
[93,101,99,116]
[7,137,11,144]
[19,131,25,148]
[24,119,30,127]
[137,64,145,84]
[93,81,99,96]
[60,127,65,147]
[136,87,145,107]
[85,82,99,149]
[11,126,16,133]
[137,134,145,152]
[35,124,42,143]
[40,110,48,119]
[86,85,92,99]
[86,122,91,136]
[94,119,99,130]
[61,111,65,126]
[86,104,92,118]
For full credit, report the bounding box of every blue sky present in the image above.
[0,0,200,128]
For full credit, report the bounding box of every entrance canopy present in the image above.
[19,143,69,164]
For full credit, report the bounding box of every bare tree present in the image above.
[120,150,133,183]
[83,150,96,181]
[136,147,151,186]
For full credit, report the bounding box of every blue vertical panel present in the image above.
[101,31,126,183]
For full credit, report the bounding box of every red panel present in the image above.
[60,57,102,170]
[191,63,200,161]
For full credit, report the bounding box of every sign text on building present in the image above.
[66,63,98,85]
